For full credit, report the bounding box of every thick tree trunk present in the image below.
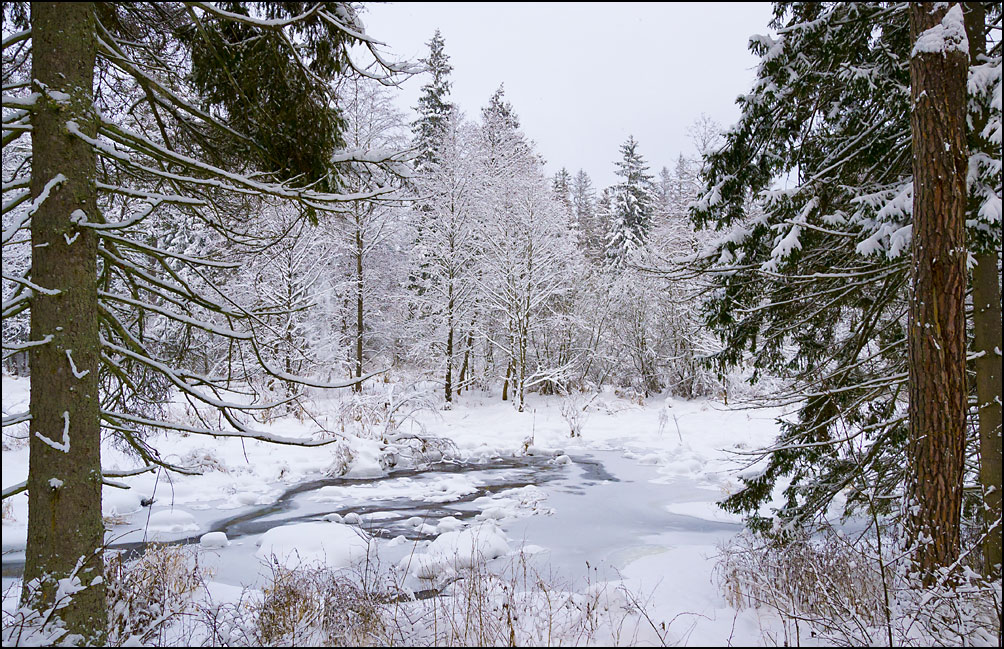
[964,1,1003,580]
[24,2,107,640]
[906,2,970,585]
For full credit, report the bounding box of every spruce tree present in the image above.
[571,169,600,261]
[689,2,1001,539]
[605,136,655,266]
[412,29,453,169]
[408,30,454,298]
[23,4,106,639]
[2,3,408,638]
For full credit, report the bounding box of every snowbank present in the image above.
[255,521,372,569]
[401,521,510,580]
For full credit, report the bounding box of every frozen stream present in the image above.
[3,449,743,597]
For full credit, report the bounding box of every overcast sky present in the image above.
[358,2,775,189]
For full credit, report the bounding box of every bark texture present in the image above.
[24,1,107,640]
[964,1,1003,579]
[906,2,971,585]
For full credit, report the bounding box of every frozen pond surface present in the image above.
[3,449,742,596]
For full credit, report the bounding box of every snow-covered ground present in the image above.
[2,374,791,645]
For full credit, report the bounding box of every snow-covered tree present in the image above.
[476,88,574,411]
[408,29,455,302]
[604,136,656,266]
[689,2,1001,555]
[0,3,413,635]
[571,169,603,262]
[412,29,453,170]
[331,79,412,391]
[552,167,574,225]
[236,206,338,409]
[408,109,481,404]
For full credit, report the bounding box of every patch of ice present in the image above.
[102,488,143,519]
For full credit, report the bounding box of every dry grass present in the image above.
[4,537,677,647]
[106,544,208,646]
[196,545,671,647]
[1,499,14,523]
[716,526,1002,646]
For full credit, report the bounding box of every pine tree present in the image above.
[604,136,655,266]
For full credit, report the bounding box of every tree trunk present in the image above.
[964,1,1003,579]
[354,217,363,393]
[517,330,527,412]
[24,2,107,640]
[502,360,512,401]
[973,248,1003,577]
[906,2,970,586]
[444,280,454,404]
[457,328,473,395]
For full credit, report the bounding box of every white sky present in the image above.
[358,2,775,189]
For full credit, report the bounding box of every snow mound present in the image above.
[436,516,464,532]
[402,521,510,580]
[200,531,229,549]
[472,485,552,522]
[102,488,143,518]
[256,521,371,569]
[146,509,198,533]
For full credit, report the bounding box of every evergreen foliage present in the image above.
[412,29,454,169]
[690,2,1002,533]
[181,2,364,192]
[604,136,655,267]
[571,170,601,261]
